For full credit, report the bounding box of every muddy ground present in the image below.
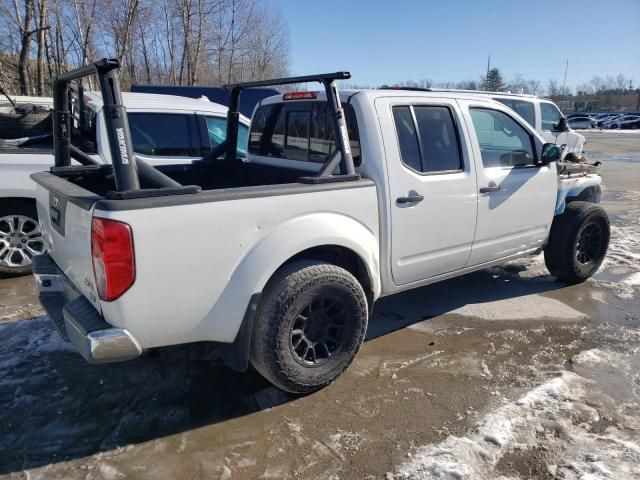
[1,131,639,479]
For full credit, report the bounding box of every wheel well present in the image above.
[285,245,374,309]
[566,186,601,205]
[0,197,38,217]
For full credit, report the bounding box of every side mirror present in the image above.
[555,117,568,132]
[539,143,561,166]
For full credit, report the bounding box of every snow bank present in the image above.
[394,348,640,480]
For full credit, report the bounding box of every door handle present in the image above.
[479,184,501,193]
[396,194,424,205]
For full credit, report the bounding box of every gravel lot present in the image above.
[1,131,639,479]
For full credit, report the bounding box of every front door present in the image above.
[376,97,478,286]
[461,102,557,266]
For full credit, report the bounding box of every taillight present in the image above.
[91,217,135,301]
[283,91,317,100]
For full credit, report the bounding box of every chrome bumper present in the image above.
[32,254,142,363]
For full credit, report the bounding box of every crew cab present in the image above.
[0,91,249,274]
[461,91,587,162]
[32,59,609,394]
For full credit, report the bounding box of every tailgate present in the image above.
[32,171,103,312]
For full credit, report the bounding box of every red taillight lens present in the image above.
[91,217,135,301]
[283,91,317,100]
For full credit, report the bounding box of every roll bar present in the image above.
[52,58,141,191]
[224,72,358,179]
[51,60,359,193]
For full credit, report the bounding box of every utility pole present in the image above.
[486,55,491,88]
[560,60,569,110]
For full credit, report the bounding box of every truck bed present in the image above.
[40,158,317,201]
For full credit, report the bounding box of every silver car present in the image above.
[568,116,596,129]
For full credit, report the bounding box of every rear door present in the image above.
[376,96,478,285]
[459,100,556,265]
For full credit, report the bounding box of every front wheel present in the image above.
[250,260,368,394]
[544,201,610,284]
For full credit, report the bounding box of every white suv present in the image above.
[426,90,585,161]
[486,93,585,161]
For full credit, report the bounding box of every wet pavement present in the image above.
[0,140,639,479]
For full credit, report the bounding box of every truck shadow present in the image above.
[0,263,563,474]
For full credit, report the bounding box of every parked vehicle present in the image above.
[32,59,608,394]
[131,84,280,118]
[566,113,594,119]
[568,116,597,129]
[606,115,640,129]
[597,113,623,128]
[417,90,586,161]
[0,90,249,274]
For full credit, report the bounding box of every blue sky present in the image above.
[274,0,640,90]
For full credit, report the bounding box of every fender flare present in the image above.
[214,212,380,371]
[555,176,602,215]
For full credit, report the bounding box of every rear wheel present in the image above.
[250,260,368,394]
[0,200,45,275]
[544,201,609,284]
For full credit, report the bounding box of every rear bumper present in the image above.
[32,254,142,363]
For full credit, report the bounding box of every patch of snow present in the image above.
[394,347,640,480]
[601,224,640,271]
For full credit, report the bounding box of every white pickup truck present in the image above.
[0,91,249,274]
[32,60,608,394]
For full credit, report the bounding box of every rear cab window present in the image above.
[249,100,361,167]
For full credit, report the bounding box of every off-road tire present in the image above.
[250,260,368,394]
[0,110,51,139]
[0,199,43,275]
[544,201,610,284]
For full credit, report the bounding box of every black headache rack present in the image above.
[222,71,359,183]
[51,59,358,198]
[51,58,192,198]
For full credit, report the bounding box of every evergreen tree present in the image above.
[483,68,505,92]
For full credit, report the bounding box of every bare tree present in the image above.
[547,79,561,96]
[1,0,292,92]
[15,0,35,94]
[35,0,48,94]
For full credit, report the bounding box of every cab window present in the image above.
[493,98,535,127]
[205,116,249,159]
[392,105,462,174]
[469,108,535,168]
[540,102,563,131]
[128,113,198,156]
[249,101,361,166]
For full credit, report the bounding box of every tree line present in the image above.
[369,68,637,99]
[0,0,290,96]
